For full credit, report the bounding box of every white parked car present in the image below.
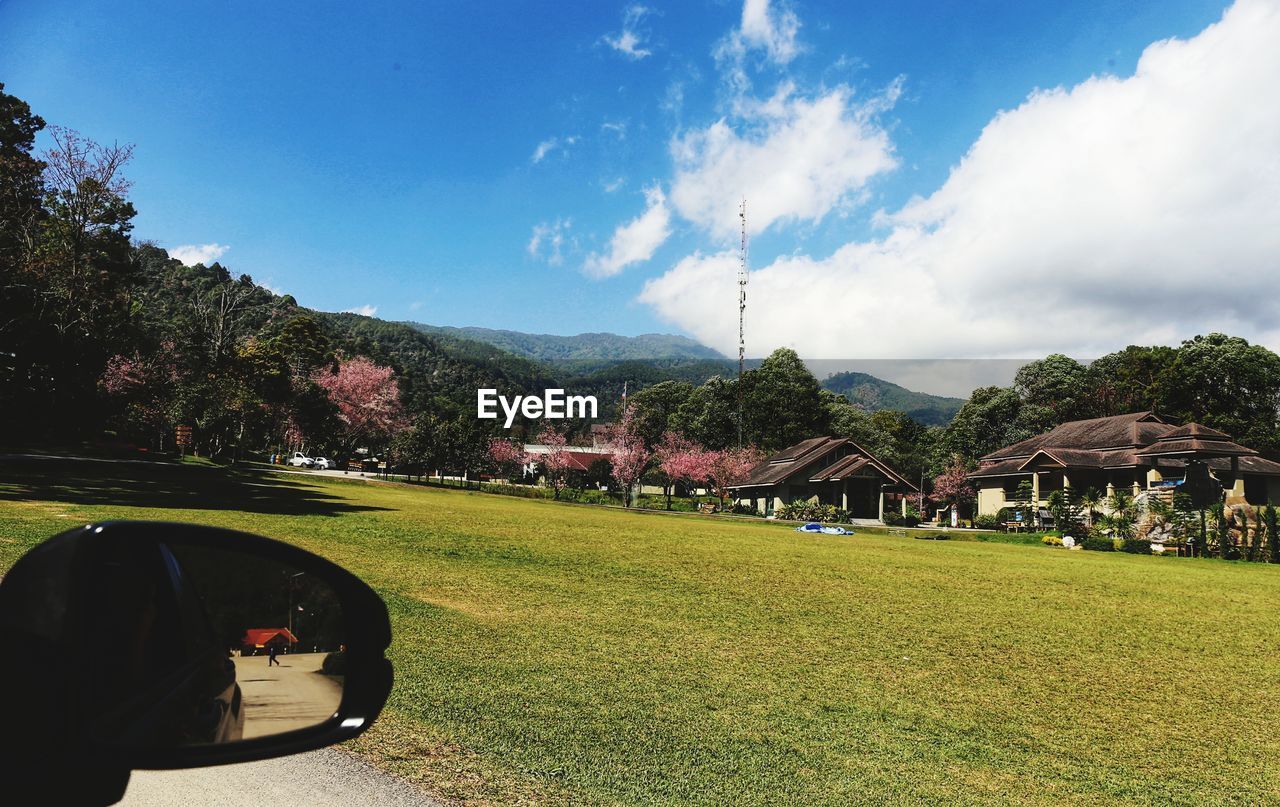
[313,457,332,470]
[288,451,315,468]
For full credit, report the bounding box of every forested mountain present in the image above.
[821,371,965,426]
[406,323,725,364]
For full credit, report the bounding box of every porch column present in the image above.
[877,487,885,521]
[1031,472,1040,506]
[841,481,848,511]
[901,495,908,517]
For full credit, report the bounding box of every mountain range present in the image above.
[404,321,963,425]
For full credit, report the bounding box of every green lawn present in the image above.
[3,459,1280,805]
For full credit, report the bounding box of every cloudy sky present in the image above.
[2,0,1276,364]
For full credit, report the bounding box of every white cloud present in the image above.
[528,218,574,265]
[531,135,579,164]
[344,305,378,317]
[584,186,672,278]
[169,243,229,266]
[714,0,802,93]
[602,5,653,60]
[601,120,628,139]
[669,82,899,241]
[642,0,1280,360]
[602,177,626,193]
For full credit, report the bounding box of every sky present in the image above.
[3,0,1277,373]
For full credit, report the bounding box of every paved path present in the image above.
[120,748,446,806]
[234,652,342,738]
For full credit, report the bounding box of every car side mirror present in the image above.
[0,521,392,802]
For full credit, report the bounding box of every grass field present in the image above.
[3,458,1280,805]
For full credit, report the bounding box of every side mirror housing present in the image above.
[0,521,392,796]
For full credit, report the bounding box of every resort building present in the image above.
[968,412,1280,515]
[731,436,918,521]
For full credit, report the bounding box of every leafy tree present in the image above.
[931,456,976,516]
[1157,334,1280,457]
[741,348,829,451]
[1264,505,1280,564]
[1090,345,1178,415]
[601,405,650,507]
[655,432,715,510]
[628,380,696,447]
[312,356,406,457]
[672,375,738,451]
[488,437,528,482]
[534,426,571,500]
[942,386,1028,463]
[706,446,764,509]
[1012,354,1099,432]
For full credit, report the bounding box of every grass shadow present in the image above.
[0,456,393,517]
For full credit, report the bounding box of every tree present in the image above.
[488,437,528,482]
[942,386,1028,464]
[741,348,830,451]
[601,405,651,507]
[1264,505,1280,564]
[1157,334,1280,457]
[1012,354,1099,431]
[534,426,572,500]
[98,344,180,449]
[312,356,406,457]
[1102,490,1140,542]
[672,376,739,451]
[1078,487,1103,528]
[706,446,764,509]
[1091,345,1178,416]
[655,432,715,510]
[931,456,976,519]
[629,380,696,447]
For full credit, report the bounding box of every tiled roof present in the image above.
[734,436,916,490]
[969,413,1280,479]
[982,412,1168,460]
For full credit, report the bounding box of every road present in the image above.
[119,748,446,806]
[233,652,342,738]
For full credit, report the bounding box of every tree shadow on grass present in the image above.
[0,457,393,517]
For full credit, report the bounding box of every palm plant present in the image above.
[1079,487,1103,528]
[1102,489,1140,541]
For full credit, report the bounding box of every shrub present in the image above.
[776,501,849,523]
[1082,536,1116,551]
[1042,535,1063,547]
[882,511,905,526]
[974,514,1001,531]
[903,514,920,528]
[1121,538,1153,554]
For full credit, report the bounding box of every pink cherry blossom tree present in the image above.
[99,343,181,450]
[534,425,572,500]
[655,431,714,510]
[930,455,976,520]
[601,405,651,507]
[311,356,406,457]
[488,437,529,482]
[706,446,764,510]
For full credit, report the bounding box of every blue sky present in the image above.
[2,0,1272,364]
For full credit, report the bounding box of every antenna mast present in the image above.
[737,197,748,448]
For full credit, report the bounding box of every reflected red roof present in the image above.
[242,628,299,647]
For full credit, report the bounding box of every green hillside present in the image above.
[822,371,964,426]
[406,323,725,363]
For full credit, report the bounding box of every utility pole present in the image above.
[737,197,748,448]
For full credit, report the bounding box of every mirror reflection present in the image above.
[2,532,348,752]
[165,543,346,743]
